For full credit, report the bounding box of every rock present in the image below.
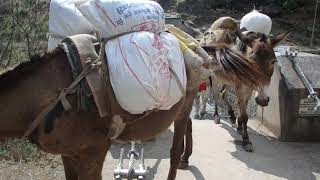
[256,49,320,141]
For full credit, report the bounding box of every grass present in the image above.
[0,138,46,163]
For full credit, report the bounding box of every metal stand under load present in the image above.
[285,47,320,111]
[114,142,148,180]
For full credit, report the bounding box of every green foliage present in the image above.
[0,0,49,68]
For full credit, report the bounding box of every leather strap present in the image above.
[24,59,100,137]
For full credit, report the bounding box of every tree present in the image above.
[0,0,49,68]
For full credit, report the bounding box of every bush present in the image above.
[0,0,49,68]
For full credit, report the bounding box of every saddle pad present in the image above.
[105,31,187,114]
[64,34,109,117]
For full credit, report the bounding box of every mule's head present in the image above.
[236,31,289,106]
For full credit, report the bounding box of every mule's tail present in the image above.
[203,44,267,86]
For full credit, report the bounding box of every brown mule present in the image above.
[181,31,289,168]
[0,33,264,180]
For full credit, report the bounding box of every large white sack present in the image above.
[105,31,187,114]
[47,36,63,51]
[49,0,95,36]
[48,0,95,51]
[75,0,165,38]
[240,10,272,35]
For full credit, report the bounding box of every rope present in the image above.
[127,157,136,179]
[255,107,264,132]
[127,141,138,179]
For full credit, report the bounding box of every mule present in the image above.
[0,33,264,180]
[180,30,288,169]
[193,17,240,121]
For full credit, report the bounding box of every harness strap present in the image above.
[169,67,186,97]
[61,42,78,111]
[24,60,100,137]
[104,31,186,97]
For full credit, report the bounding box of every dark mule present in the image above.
[0,34,264,179]
[180,31,288,169]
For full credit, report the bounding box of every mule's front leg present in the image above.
[62,156,79,180]
[236,86,253,152]
[179,118,193,169]
[77,143,110,180]
[239,113,253,152]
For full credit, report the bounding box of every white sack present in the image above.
[47,36,63,51]
[75,0,165,38]
[48,0,95,51]
[105,31,187,114]
[240,10,272,35]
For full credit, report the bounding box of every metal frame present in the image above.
[114,142,148,180]
[285,47,320,111]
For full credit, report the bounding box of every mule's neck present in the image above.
[0,50,72,138]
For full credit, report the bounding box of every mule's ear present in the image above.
[235,30,255,48]
[270,32,290,47]
[239,27,247,33]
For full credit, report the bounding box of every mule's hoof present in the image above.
[230,118,236,124]
[200,110,207,117]
[214,116,221,124]
[231,123,237,128]
[242,142,253,152]
[237,127,243,134]
[178,161,189,169]
[194,114,200,119]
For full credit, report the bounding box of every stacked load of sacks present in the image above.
[48,0,187,114]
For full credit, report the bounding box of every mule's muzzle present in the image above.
[255,96,270,107]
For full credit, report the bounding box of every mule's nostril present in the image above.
[255,97,259,103]
[255,97,269,107]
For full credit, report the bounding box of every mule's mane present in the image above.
[0,47,64,90]
[236,39,248,53]
[217,45,265,86]
[203,42,268,86]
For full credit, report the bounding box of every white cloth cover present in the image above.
[240,10,272,35]
[105,31,187,114]
[75,0,165,38]
[47,36,63,51]
[48,0,95,51]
